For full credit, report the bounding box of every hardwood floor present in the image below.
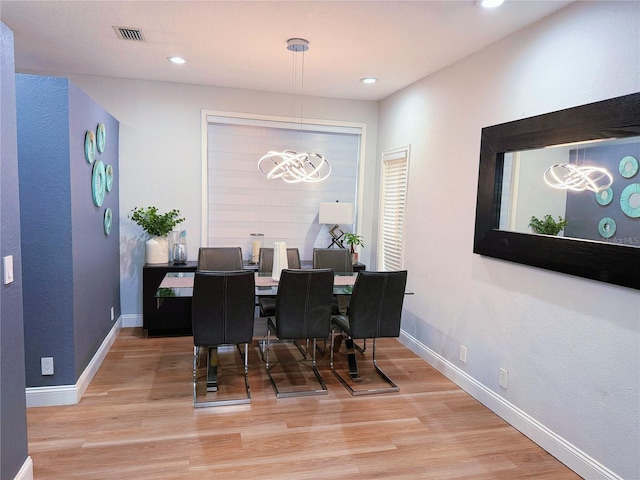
[27,327,581,479]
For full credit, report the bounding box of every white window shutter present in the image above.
[380,147,409,271]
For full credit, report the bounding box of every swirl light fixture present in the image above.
[258,150,331,183]
[543,163,613,193]
[258,38,331,183]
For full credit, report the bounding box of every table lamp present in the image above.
[319,201,354,248]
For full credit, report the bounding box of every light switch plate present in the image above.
[3,255,14,285]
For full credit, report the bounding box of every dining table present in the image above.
[155,270,361,391]
[155,270,359,303]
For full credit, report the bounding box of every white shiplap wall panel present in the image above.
[206,122,359,261]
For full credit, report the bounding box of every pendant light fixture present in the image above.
[543,147,612,193]
[258,38,331,183]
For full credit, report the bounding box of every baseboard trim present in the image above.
[121,313,142,328]
[398,330,622,480]
[13,455,33,480]
[26,318,122,407]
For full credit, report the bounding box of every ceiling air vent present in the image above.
[113,26,146,42]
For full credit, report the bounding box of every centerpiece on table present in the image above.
[130,206,185,264]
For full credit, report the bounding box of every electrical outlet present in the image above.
[41,357,54,376]
[110,306,115,321]
[499,368,508,388]
[459,345,467,363]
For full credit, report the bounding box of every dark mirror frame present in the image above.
[473,92,640,290]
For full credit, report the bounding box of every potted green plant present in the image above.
[130,206,184,264]
[343,232,364,264]
[529,214,567,236]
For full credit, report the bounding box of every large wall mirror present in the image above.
[474,92,640,290]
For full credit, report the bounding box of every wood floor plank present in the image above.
[27,328,581,479]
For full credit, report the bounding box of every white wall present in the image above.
[378,2,639,479]
[58,77,378,315]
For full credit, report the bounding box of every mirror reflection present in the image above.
[499,136,640,247]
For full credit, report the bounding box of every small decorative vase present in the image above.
[351,251,359,265]
[272,241,289,281]
[172,243,187,265]
[145,236,169,264]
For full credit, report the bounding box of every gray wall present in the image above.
[378,2,639,478]
[16,74,120,387]
[0,21,29,480]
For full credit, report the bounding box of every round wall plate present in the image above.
[105,164,114,192]
[619,155,638,179]
[96,123,106,154]
[597,217,616,238]
[620,183,640,218]
[104,207,112,235]
[595,187,613,206]
[84,130,96,163]
[92,160,106,207]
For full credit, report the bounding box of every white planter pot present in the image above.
[145,236,169,264]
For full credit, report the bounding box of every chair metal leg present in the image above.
[265,322,328,399]
[194,343,251,408]
[330,337,399,396]
[207,346,218,392]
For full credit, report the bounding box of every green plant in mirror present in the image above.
[529,214,568,236]
[130,206,185,237]
[343,233,364,253]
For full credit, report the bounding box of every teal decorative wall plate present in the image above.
[104,207,112,235]
[105,164,113,192]
[619,155,638,178]
[595,186,613,206]
[620,183,640,218]
[597,217,616,238]
[92,160,106,207]
[96,123,106,153]
[84,130,96,163]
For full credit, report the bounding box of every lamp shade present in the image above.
[319,202,354,225]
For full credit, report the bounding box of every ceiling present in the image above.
[0,0,572,101]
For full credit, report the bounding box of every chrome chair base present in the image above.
[193,345,251,408]
[330,335,399,396]
[265,320,328,398]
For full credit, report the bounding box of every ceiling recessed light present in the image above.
[360,77,378,85]
[167,56,186,64]
[478,0,505,7]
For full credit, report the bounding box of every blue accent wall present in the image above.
[16,74,120,387]
[1,21,29,479]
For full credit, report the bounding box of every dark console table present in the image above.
[143,261,197,337]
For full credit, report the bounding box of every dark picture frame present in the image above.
[473,92,640,290]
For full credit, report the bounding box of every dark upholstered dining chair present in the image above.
[191,270,255,407]
[196,246,245,391]
[197,247,243,271]
[312,248,353,273]
[330,270,408,396]
[264,268,334,398]
[313,248,353,315]
[257,247,301,317]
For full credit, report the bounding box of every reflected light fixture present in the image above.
[258,38,331,183]
[543,163,613,193]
